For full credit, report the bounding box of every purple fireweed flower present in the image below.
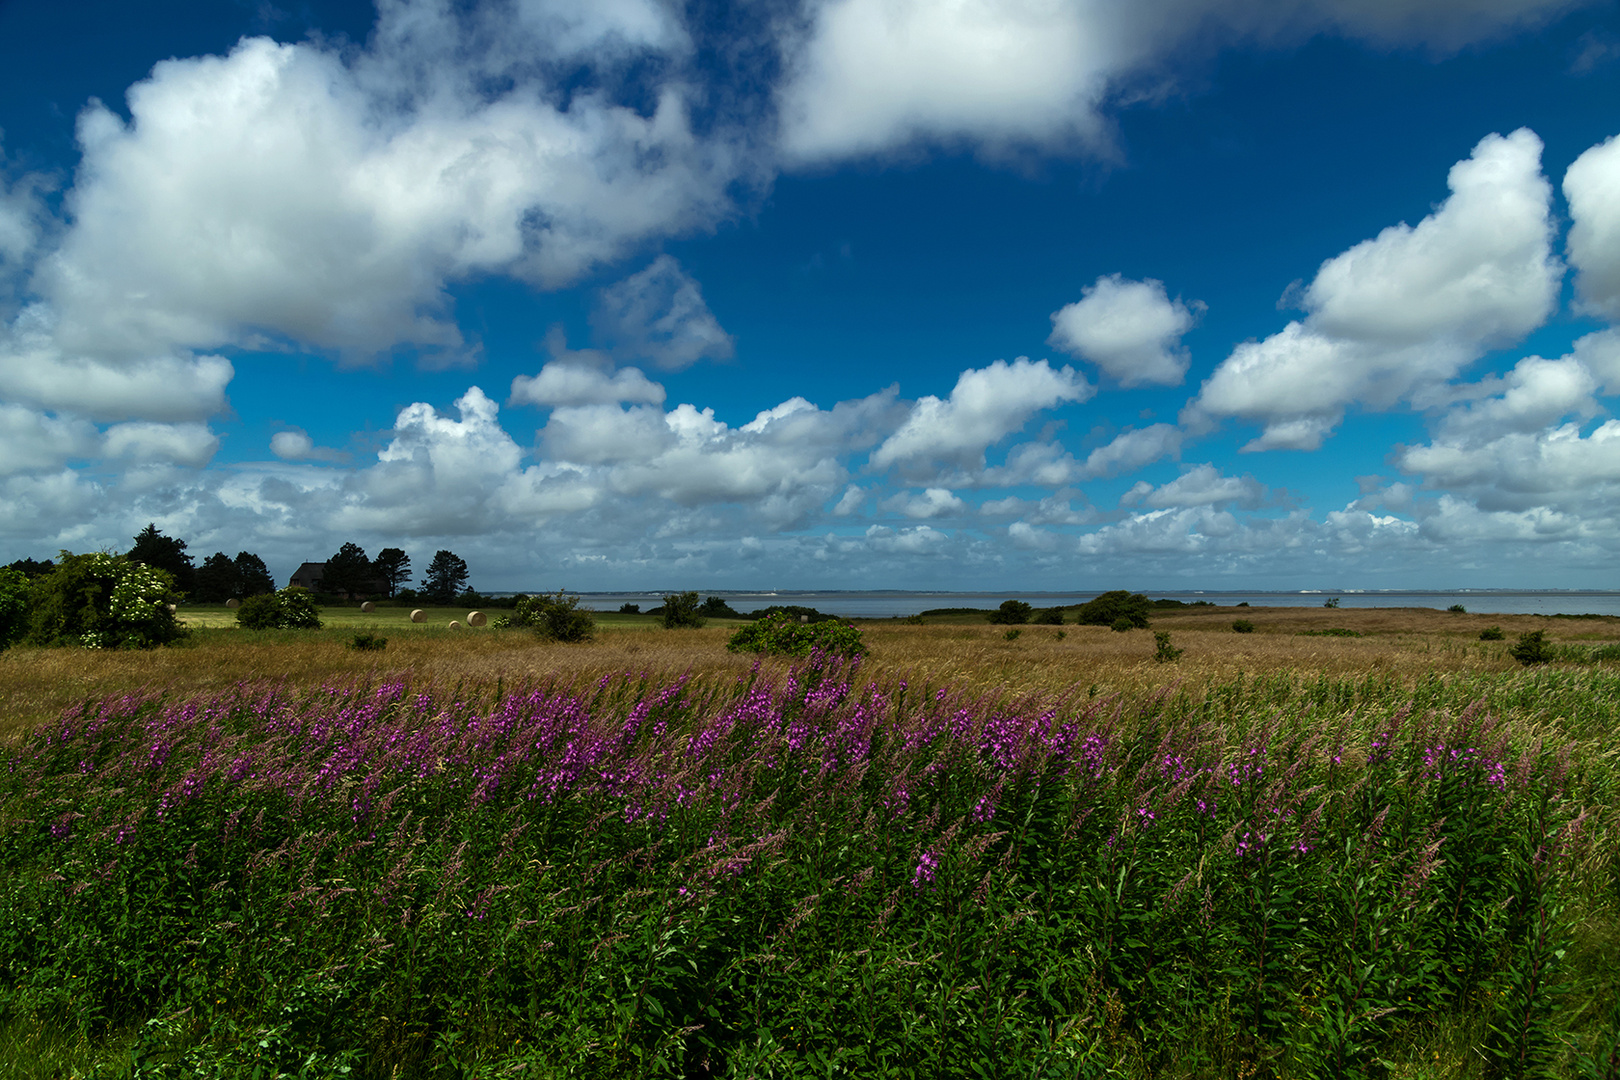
[912,850,938,889]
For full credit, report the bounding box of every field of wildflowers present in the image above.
[1,652,1617,1078]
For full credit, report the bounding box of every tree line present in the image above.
[4,526,476,606]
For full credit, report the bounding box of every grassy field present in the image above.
[2,602,1605,739]
[1,605,1617,1078]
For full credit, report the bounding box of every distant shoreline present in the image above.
[482,589,1620,619]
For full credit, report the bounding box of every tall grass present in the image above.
[1,655,1616,1077]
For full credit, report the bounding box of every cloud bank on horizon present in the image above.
[1,0,1619,591]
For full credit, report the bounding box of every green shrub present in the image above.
[1480,626,1506,641]
[1510,629,1554,666]
[1033,607,1064,625]
[699,596,744,619]
[0,567,27,651]
[1448,604,1467,613]
[512,591,596,643]
[725,611,867,658]
[1110,616,1135,633]
[1323,597,1341,608]
[618,603,640,614]
[349,631,387,651]
[987,599,1032,625]
[1153,630,1183,662]
[26,552,185,649]
[236,587,322,631]
[1078,590,1151,629]
[661,591,705,629]
[1003,627,1022,641]
[1232,619,1255,634]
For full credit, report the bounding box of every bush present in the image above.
[1110,616,1135,633]
[1510,629,1554,666]
[699,596,744,619]
[512,591,596,643]
[618,603,640,614]
[1078,590,1150,629]
[1232,619,1255,634]
[1003,628,1022,641]
[750,605,834,624]
[987,600,1032,625]
[1153,631,1183,663]
[661,591,705,629]
[349,631,387,651]
[1323,597,1341,608]
[26,552,185,649]
[725,611,867,659]
[1033,607,1064,625]
[0,568,27,651]
[1448,604,1467,614]
[1480,626,1505,641]
[236,587,323,631]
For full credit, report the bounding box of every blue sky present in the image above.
[2,0,1619,593]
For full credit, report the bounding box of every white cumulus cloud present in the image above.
[1049,274,1202,386]
[592,255,735,370]
[871,357,1092,476]
[1564,131,1620,320]
[1195,128,1560,449]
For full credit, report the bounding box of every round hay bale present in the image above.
[448,620,462,629]
[410,609,425,623]
[467,610,486,627]
[225,598,240,609]
[360,601,374,613]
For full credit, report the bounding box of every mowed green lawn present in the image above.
[175,603,746,631]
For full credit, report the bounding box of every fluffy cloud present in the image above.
[1049,274,1202,386]
[0,405,98,477]
[102,422,220,468]
[1078,423,1182,479]
[871,357,1092,476]
[17,9,737,401]
[1121,463,1267,509]
[883,487,969,519]
[776,0,1591,163]
[776,0,1125,162]
[1195,129,1560,449]
[1564,132,1620,319]
[591,256,735,370]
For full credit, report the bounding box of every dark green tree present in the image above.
[322,542,374,598]
[0,568,27,651]
[422,550,469,604]
[27,552,184,649]
[193,552,241,603]
[661,591,704,629]
[236,587,322,630]
[373,548,411,598]
[5,557,55,579]
[1077,590,1151,629]
[235,552,276,596]
[128,523,195,593]
[699,595,743,619]
[987,600,1032,625]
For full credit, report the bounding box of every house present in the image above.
[289,562,325,590]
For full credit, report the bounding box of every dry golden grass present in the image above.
[2,605,1615,739]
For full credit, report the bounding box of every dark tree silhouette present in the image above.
[193,552,240,603]
[235,552,275,596]
[373,547,411,598]
[5,557,55,579]
[322,542,374,598]
[422,550,469,604]
[128,524,195,593]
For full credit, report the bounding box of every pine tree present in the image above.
[422,550,469,604]
[373,548,412,598]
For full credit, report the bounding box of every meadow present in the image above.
[0,604,1616,1078]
